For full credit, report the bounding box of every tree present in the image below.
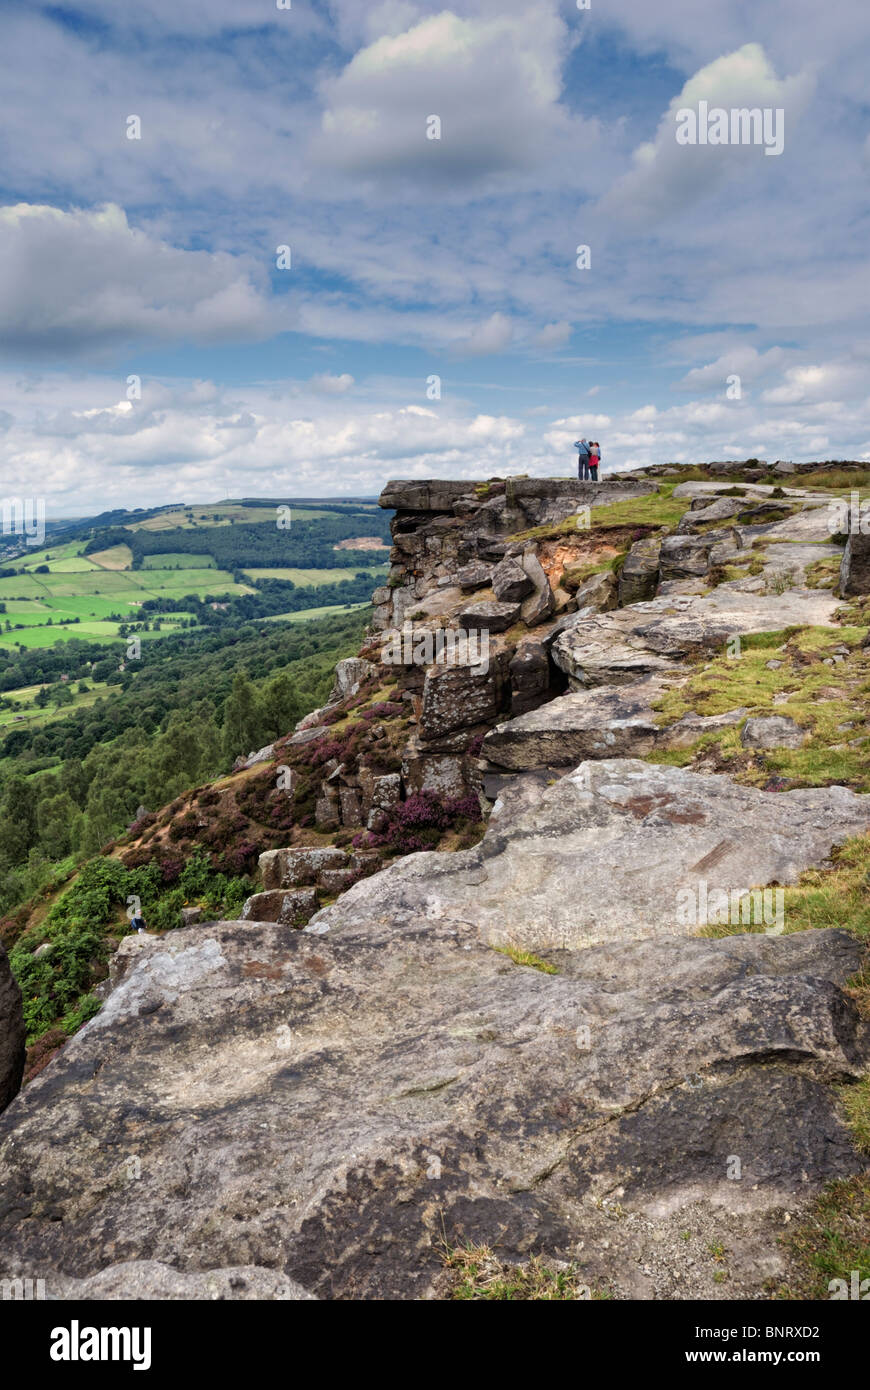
[221,670,262,761]
[259,670,302,741]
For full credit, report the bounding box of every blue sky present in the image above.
[0,0,869,512]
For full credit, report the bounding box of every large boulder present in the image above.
[0,912,865,1301]
[0,944,24,1113]
[258,847,348,890]
[741,716,806,750]
[458,600,520,633]
[484,679,667,769]
[240,889,319,927]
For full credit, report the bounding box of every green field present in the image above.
[259,602,371,624]
[0,679,115,729]
[0,550,253,649]
[0,503,381,656]
[241,566,387,585]
[129,504,337,530]
[141,552,217,569]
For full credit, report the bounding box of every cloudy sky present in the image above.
[1,0,869,512]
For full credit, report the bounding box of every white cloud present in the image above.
[597,44,815,225]
[311,6,597,192]
[534,321,572,349]
[454,312,514,357]
[0,203,274,357]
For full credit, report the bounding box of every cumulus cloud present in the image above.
[0,203,275,358]
[597,44,815,225]
[310,6,596,191]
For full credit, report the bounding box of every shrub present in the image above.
[353,790,482,855]
[146,887,185,932]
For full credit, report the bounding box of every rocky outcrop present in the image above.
[0,912,865,1300]
[2,467,866,1303]
[552,586,841,689]
[0,943,24,1113]
[309,758,870,952]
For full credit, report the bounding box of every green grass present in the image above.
[776,1176,870,1299]
[88,544,133,569]
[649,625,870,791]
[258,602,371,624]
[495,945,559,974]
[128,504,336,530]
[140,551,217,569]
[441,1241,603,1300]
[509,485,689,543]
[241,566,387,585]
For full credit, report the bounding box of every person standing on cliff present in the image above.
[575,438,591,480]
[588,442,601,482]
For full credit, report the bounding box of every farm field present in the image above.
[0,678,114,730]
[241,566,386,585]
[259,602,371,624]
[128,504,337,530]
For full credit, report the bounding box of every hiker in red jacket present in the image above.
[588,442,601,482]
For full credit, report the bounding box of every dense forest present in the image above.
[0,608,367,917]
[82,514,391,570]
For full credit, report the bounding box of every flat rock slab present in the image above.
[552,587,840,687]
[0,916,866,1301]
[309,758,870,952]
[484,678,670,768]
[485,679,749,770]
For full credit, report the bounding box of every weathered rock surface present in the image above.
[484,679,667,768]
[572,569,619,612]
[552,587,841,689]
[329,658,377,703]
[840,527,870,596]
[259,847,348,890]
[48,1261,316,1301]
[310,759,870,952]
[458,600,520,632]
[741,716,806,750]
[491,557,534,603]
[0,943,24,1114]
[419,654,509,739]
[618,536,661,605]
[0,914,865,1300]
[240,888,319,926]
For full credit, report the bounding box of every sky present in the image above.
[0,0,869,513]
